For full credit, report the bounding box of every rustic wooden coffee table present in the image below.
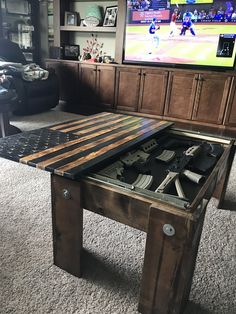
[0,112,234,314]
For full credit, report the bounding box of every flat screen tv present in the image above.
[123,0,236,70]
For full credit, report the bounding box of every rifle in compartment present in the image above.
[120,150,150,166]
[155,143,222,199]
[90,173,190,209]
[97,160,124,180]
[98,160,154,189]
[155,145,203,199]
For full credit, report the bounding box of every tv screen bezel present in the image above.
[122,1,236,72]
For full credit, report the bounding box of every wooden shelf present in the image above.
[60,26,116,33]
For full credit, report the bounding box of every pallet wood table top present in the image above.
[0,112,172,179]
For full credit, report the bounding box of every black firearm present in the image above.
[155,145,205,199]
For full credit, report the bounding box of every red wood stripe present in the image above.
[60,115,132,134]
[49,112,112,130]
[54,121,167,175]
[35,119,160,169]
[20,116,142,164]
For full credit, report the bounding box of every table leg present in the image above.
[213,144,236,208]
[138,205,205,314]
[51,174,83,277]
[0,112,7,137]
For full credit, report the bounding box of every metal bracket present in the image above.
[62,188,71,200]
[163,224,175,236]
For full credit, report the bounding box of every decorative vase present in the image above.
[83,5,102,27]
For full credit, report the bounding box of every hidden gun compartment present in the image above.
[88,128,233,211]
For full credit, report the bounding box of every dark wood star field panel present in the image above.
[0,128,79,162]
[0,113,172,179]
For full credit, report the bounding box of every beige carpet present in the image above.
[0,110,235,314]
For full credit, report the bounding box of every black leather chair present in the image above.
[0,39,59,115]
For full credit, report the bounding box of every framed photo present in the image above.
[63,44,80,60]
[103,6,118,27]
[80,19,85,26]
[6,0,29,15]
[64,11,78,26]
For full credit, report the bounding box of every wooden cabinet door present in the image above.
[138,69,168,116]
[115,67,141,111]
[45,61,78,104]
[96,65,115,108]
[79,63,97,105]
[224,77,236,127]
[164,71,197,120]
[192,73,231,124]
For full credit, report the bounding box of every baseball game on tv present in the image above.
[123,0,236,69]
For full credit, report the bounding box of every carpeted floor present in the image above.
[0,110,235,314]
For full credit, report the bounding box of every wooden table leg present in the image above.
[51,174,83,277]
[213,144,236,208]
[138,205,205,314]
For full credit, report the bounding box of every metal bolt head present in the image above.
[163,224,175,236]
[62,188,71,200]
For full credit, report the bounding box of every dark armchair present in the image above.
[0,39,59,115]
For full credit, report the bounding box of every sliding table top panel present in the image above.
[0,112,172,179]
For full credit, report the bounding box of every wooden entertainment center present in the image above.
[45,0,236,131]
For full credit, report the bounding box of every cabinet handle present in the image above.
[143,72,146,76]
[98,69,101,72]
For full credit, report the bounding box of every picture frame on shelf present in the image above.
[6,0,29,15]
[103,6,118,27]
[80,19,85,26]
[63,44,80,60]
[64,11,78,26]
